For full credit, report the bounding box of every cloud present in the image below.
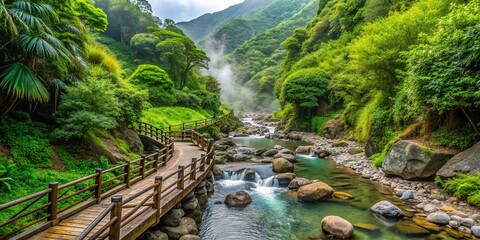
[149,0,244,22]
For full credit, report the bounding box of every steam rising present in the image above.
[202,40,256,113]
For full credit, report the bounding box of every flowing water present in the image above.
[199,130,454,239]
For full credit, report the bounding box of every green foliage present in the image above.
[434,176,444,186]
[53,75,121,140]
[428,127,477,149]
[85,43,122,77]
[129,64,176,106]
[75,0,108,32]
[0,120,52,168]
[403,0,480,113]
[281,68,329,109]
[354,92,385,143]
[140,107,208,129]
[311,111,343,135]
[443,173,480,207]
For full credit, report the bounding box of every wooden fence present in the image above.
[0,111,231,239]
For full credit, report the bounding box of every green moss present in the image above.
[311,110,343,135]
[354,92,385,143]
[442,173,480,207]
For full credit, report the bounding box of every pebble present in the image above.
[424,204,437,213]
[471,226,480,238]
[460,218,475,227]
[427,212,451,225]
[400,190,415,201]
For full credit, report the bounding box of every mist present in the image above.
[202,40,257,114]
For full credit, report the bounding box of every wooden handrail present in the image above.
[0,111,228,239]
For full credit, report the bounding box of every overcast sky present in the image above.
[149,0,245,23]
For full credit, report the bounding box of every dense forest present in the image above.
[0,0,233,220]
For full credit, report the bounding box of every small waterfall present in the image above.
[221,168,280,187]
[258,176,279,187]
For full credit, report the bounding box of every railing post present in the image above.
[168,126,172,139]
[109,195,122,240]
[153,150,160,171]
[190,158,197,180]
[155,128,159,140]
[206,139,213,154]
[195,121,198,129]
[138,123,142,133]
[124,161,131,188]
[177,165,185,190]
[140,155,146,178]
[154,176,162,215]
[163,148,168,166]
[95,168,103,203]
[48,182,58,225]
[200,154,206,172]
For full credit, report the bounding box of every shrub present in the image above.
[0,121,52,167]
[53,75,121,141]
[128,65,176,106]
[442,173,480,207]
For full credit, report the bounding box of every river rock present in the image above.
[254,148,267,156]
[206,181,214,195]
[370,201,404,218]
[277,173,296,187]
[297,182,334,202]
[244,169,256,181]
[348,147,364,155]
[400,190,415,201]
[365,137,380,157]
[461,218,475,227]
[212,165,223,180]
[332,140,349,147]
[224,191,252,206]
[333,192,354,200]
[161,208,185,227]
[296,145,314,154]
[382,140,454,179]
[423,204,437,212]
[262,149,278,157]
[288,177,313,190]
[471,226,480,238]
[215,145,230,151]
[216,138,236,147]
[427,212,451,225]
[179,235,201,240]
[162,217,198,240]
[274,145,285,150]
[321,216,354,239]
[145,230,169,240]
[233,153,251,161]
[322,115,344,139]
[182,197,198,212]
[274,153,296,163]
[437,141,480,178]
[272,158,294,173]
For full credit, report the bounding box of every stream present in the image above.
[199,122,454,239]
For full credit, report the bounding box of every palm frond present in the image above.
[18,33,70,60]
[0,63,50,103]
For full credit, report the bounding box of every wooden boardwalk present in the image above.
[27,142,207,240]
[0,114,232,240]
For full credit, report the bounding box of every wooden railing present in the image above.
[77,130,214,240]
[0,111,229,240]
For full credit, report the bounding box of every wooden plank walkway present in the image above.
[27,142,208,240]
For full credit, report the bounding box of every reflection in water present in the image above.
[199,137,454,240]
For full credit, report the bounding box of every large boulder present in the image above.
[295,145,314,155]
[297,182,334,202]
[272,158,294,173]
[322,115,344,139]
[370,201,404,218]
[288,177,315,190]
[216,138,236,147]
[277,173,296,187]
[437,141,480,178]
[321,216,354,239]
[382,140,454,179]
[273,153,296,163]
[426,212,450,225]
[145,230,169,240]
[224,191,252,206]
[262,149,279,157]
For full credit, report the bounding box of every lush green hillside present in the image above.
[177,0,274,43]
[274,0,479,163]
[201,0,314,53]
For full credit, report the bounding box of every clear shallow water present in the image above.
[199,137,454,240]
